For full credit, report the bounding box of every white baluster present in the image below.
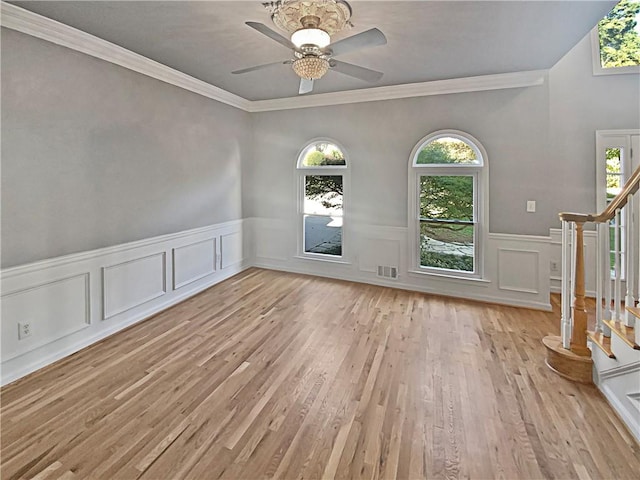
[560,221,572,349]
[624,198,636,327]
[561,220,572,349]
[596,222,603,334]
[614,209,622,322]
[602,219,612,336]
[636,192,640,305]
[604,217,613,330]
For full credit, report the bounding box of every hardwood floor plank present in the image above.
[2,268,639,479]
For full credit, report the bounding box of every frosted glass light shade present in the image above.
[291,28,330,48]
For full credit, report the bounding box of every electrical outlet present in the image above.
[550,261,559,273]
[18,322,32,340]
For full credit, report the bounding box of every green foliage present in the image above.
[305,175,343,209]
[598,0,640,67]
[606,148,622,191]
[420,176,473,222]
[302,143,346,166]
[420,251,473,271]
[416,138,477,164]
[305,151,326,166]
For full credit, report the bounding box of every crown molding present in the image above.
[1,1,546,114]
[0,1,252,111]
[246,70,547,112]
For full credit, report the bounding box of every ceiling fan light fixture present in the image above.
[291,27,330,48]
[266,0,352,36]
[292,56,329,79]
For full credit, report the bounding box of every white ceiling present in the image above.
[9,1,617,101]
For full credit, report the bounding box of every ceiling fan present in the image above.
[232,1,387,95]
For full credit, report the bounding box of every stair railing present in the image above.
[559,164,640,356]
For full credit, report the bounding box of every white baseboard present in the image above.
[253,261,552,311]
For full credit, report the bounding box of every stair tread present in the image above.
[587,331,616,358]
[603,319,640,350]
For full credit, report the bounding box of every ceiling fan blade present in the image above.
[325,28,387,57]
[299,78,314,95]
[246,21,297,51]
[232,60,291,75]
[330,60,383,83]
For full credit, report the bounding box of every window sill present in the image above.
[408,269,491,286]
[294,255,351,266]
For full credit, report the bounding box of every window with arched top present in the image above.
[408,131,488,278]
[296,139,349,260]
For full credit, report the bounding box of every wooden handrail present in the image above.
[560,164,640,224]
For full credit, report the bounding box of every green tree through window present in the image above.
[598,0,640,68]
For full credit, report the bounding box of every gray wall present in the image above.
[1,29,252,268]
[549,33,640,216]
[248,85,549,234]
[3,25,638,268]
[246,32,639,237]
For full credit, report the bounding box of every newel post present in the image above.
[570,222,590,357]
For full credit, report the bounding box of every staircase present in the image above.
[543,165,640,443]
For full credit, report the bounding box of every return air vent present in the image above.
[377,266,398,279]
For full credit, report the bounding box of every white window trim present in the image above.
[595,130,639,212]
[295,137,350,262]
[408,129,489,280]
[596,129,640,282]
[590,27,640,76]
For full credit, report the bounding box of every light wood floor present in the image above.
[2,268,639,479]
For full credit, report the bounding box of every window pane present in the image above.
[300,142,346,167]
[607,174,623,199]
[304,215,342,255]
[420,222,474,272]
[304,175,343,216]
[416,137,479,165]
[606,148,621,173]
[598,1,640,68]
[420,176,473,221]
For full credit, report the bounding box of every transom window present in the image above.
[592,0,640,75]
[409,131,487,278]
[296,139,348,260]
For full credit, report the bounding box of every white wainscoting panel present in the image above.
[1,220,246,386]
[221,232,243,269]
[102,253,166,320]
[255,220,290,262]
[173,238,216,290]
[358,238,401,275]
[251,217,552,311]
[498,248,539,293]
[1,273,90,362]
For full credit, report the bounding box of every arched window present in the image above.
[408,130,488,278]
[296,139,349,260]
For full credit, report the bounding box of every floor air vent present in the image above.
[377,266,398,279]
